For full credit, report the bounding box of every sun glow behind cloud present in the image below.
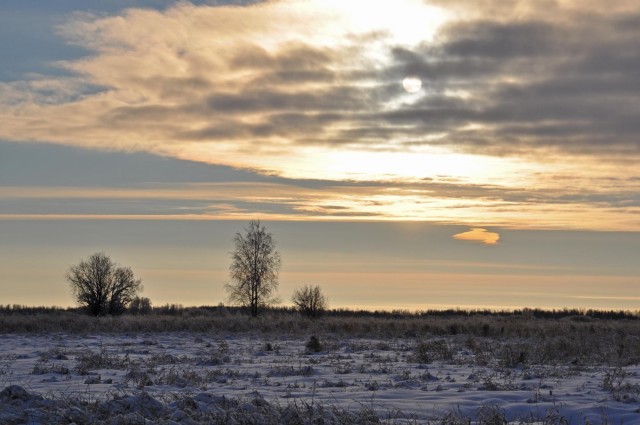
[321,0,449,46]
[0,0,451,173]
[318,149,528,184]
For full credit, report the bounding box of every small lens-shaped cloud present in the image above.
[452,228,500,245]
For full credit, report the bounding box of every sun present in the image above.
[402,76,422,93]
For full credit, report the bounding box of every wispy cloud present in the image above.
[2,139,640,229]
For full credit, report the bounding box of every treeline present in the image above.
[511,307,640,320]
[322,307,640,320]
[0,305,79,314]
[1,303,639,321]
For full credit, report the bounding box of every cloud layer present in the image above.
[1,0,639,229]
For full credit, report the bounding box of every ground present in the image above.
[1,330,640,424]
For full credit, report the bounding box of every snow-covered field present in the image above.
[1,331,639,424]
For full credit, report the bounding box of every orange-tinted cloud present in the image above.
[453,228,500,245]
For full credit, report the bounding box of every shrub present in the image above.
[413,340,454,363]
[305,335,322,353]
[476,405,507,425]
[291,285,328,318]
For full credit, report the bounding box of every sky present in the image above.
[1,0,639,310]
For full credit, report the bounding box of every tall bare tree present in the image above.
[66,252,142,316]
[226,220,281,317]
[292,285,328,318]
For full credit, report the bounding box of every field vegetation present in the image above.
[1,304,639,339]
[1,306,639,423]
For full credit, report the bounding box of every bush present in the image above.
[305,335,322,353]
[292,285,328,318]
[476,405,507,425]
[413,339,454,363]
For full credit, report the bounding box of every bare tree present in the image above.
[226,220,281,317]
[129,296,153,315]
[292,285,328,318]
[66,252,143,316]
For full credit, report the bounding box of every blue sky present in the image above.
[1,0,639,310]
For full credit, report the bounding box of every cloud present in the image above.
[453,228,500,245]
[2,131,640,230]
[387,7,640,157]
[3,0,640,162]
[1,0,640,229]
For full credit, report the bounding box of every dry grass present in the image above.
[1,307,640,367]
[1,309,637,424]
[0,383,588,424]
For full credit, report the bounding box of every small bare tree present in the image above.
[292,285,328,318]
[129,296,153,315]
[226,220,281,317]
[66,252,142,316]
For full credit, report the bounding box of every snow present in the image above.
[0,332,639,423]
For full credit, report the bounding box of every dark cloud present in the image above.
[151,76,214,99]
[205,87,363,113]
[151,10,640,158]
[440,21,560,59]
[7,1,640,167]
[176,112,346,142]
[248,69,337,86]
[231,44,334,71]
[382,10,640,156]
[229,44,346,87]
[392,56,500,82]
